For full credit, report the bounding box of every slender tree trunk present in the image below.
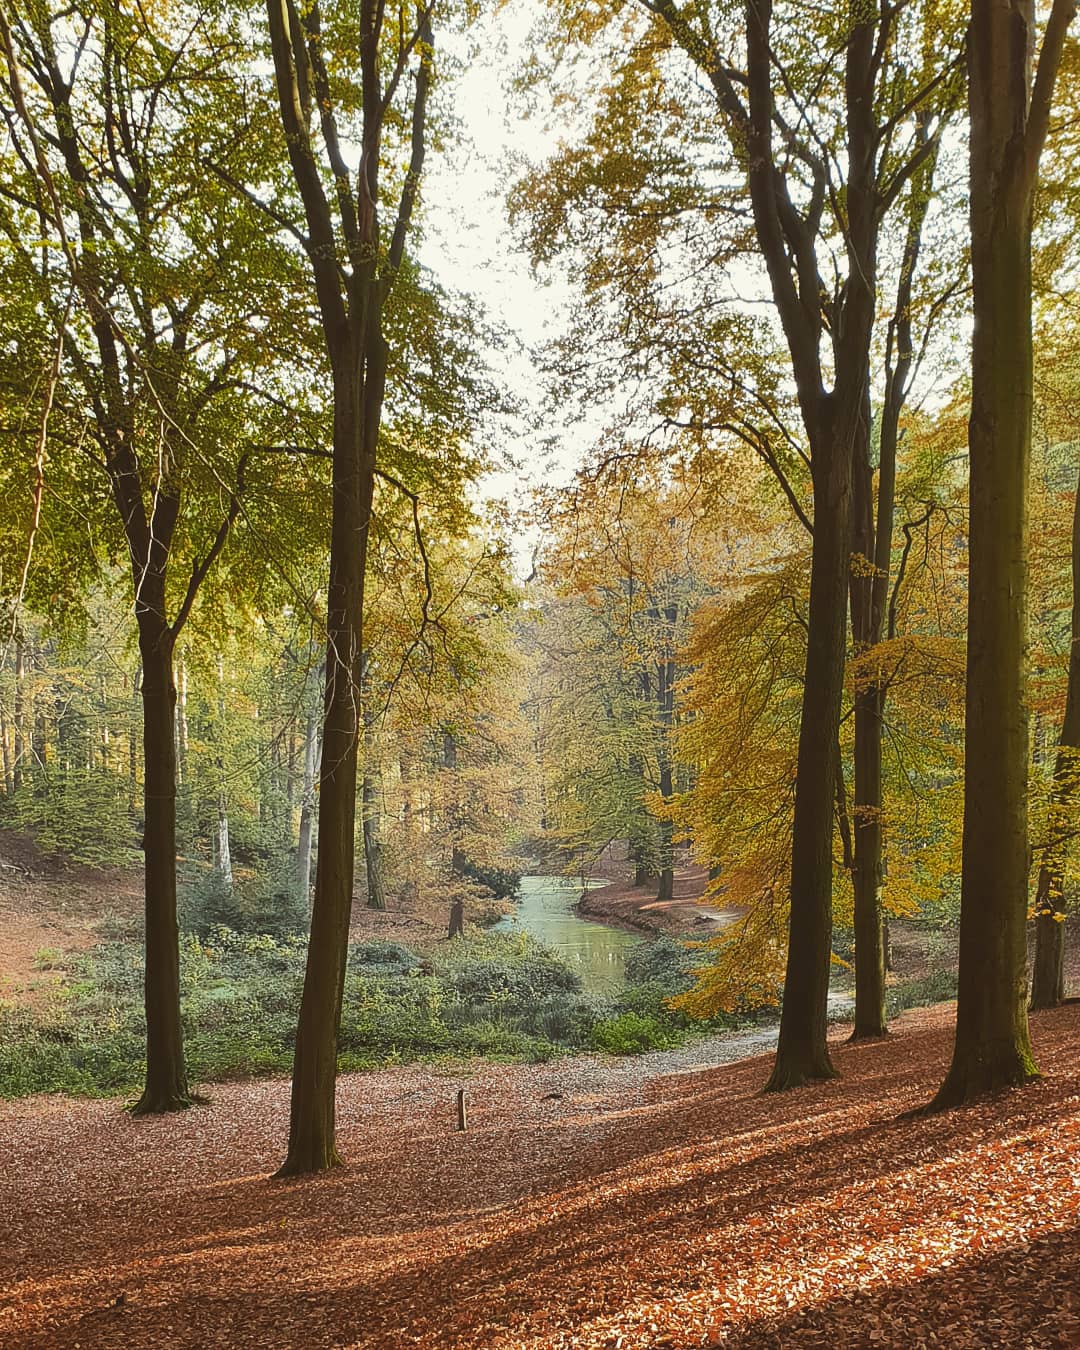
[362,762,386,909]
[279,367,371,1175]
[1030,865,1065,1007]
[132,618,191,1114]
[1030,471,1080,1008]
[0,701,11,793]
[361,662,386,911]
[214,652,232,891]
[297,706,320,909]
[848,403,887,1039]
[13,638,25,792]
[850,428,886,1038]
[851,679,886,1036]
[216,792,233,891]
[930,0,1074,1107]
[175,651,188,787]
[655,642,676,903]
[129,664,140,813]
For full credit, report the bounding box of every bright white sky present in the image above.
[417,2,590,567]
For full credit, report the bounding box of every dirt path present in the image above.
[1,1001,1077,1349]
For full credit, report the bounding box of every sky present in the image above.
[416,2,589,567]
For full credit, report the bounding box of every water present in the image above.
[492,874,641,992]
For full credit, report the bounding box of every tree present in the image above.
[1031,471,1080,1008]
[262,0,439,1173]
[634,0,962,1088]
[930,0,1075,1108]
[0,1,301,1111]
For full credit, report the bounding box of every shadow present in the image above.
[715,1221,1080,1347]
[2,1005,1077,1349]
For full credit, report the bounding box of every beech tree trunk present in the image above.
[280,367,372,1175]
[133,618,191,1114]
[1030,471,1080,1008]
[361,665,386,911]
[215,653,232,891]
[175,652,188,786]
[12,638,25,791]
[766,420,851,1090]
[931,0,1074,1107]
[297,706,320,908]
[655,635,676,903]
[849,397,888,1040]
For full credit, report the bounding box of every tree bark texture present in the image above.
[932,0,1075,1107]
[655,632,676,903]
[1030,471,1080,1008]
[132,618,191,1114]
[297,705,320,909]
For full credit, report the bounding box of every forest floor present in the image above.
[0,829,141,1007]
[1,1000,1077,1349]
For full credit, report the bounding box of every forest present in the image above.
[0,0,1078,1346]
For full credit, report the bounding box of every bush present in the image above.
[349,940,420,975]
[886,968,958,1017]
[459,857,521,900]
[2,774,138,867]
[436,931,583,1003]
[0,927,606,1099]
[591,1012,679,1055]
[180,860,309,940]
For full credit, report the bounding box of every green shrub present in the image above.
[886,968,958,1016]
[591,1012,680,1055]
[3,926,759,1100]
[349,939,420,975]
[459,858,521,900]
[436,931,583,1002]
[3,774,138,867]
[179,861,309,940]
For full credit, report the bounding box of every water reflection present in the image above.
[492,874,641,993]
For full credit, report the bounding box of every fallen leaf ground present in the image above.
[2,1001,1078,1349]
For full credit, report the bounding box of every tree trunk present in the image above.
[930,0,1073,1107]
[266,0,432,1174]
[278,367,371,1176]
[361,667,386,911]
[848,379,888,1039]
[216,791,233,891]
[214,652,232,891]
[175,651,188,787]
[0,700,11,793]
[362,764,386,910]
[132,620,191,1114]
[1030,470,1080,1008]
[297,706,320,909]
[129,664,140,813]
[13,638,25,791]
[1030,866,1065,1008]
[655,645,676,903]
[765,426,850,1090]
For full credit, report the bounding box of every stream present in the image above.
[491,874,641,992]
[494,872,854,1066]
